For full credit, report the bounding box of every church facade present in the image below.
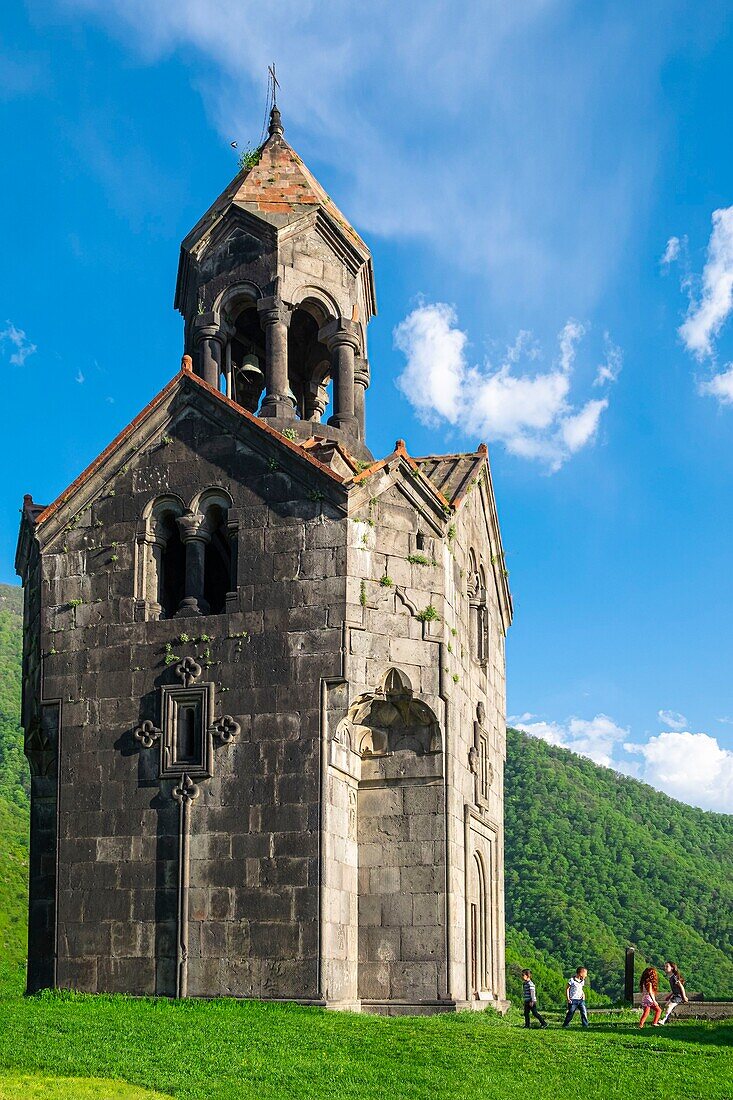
[16,107,513,1013]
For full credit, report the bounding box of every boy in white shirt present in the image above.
[562,966,589,1028]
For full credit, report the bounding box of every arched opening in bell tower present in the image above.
[287,301,331,422]
[226,301,266,412]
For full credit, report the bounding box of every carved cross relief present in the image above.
[133,657,239,997]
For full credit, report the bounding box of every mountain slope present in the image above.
[505,726,733,1002]
[0,584,26,812]
[0,585,28,991]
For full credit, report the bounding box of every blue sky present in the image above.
[2,0,733,810]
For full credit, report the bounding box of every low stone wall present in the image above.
[632,995,733,1020]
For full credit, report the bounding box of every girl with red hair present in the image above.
[639,967,662,1028]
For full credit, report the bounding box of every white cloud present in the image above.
[75,369,85,384]
[559,399,608,454]
[394,303,617,470]
[699,365,733,404]
[624,732,733,813]
[393,302,466,426]
[658,709,688,731]
[0,321,37,367]
[514,713,629,768]
[679,207,733,359]
[594,336,623,386]
[661,236,681,266]
[515,711,733,812]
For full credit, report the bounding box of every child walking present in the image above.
[521,969,548,1029]
[562,967,589,1028]
[639,966,662,1027]
[660,961,688,1024]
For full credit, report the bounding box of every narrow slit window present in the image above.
[177,705,198,762]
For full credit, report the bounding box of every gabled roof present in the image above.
[27,363,350,542]
[16,362,512,627]
[353,439,479,511]
[413,448,488,508]
[353,439,512,629]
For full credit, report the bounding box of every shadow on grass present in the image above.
[508,1010,733,1049]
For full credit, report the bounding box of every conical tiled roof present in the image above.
[180,109,368,259]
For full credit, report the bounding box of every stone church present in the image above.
[16,106,513,1013]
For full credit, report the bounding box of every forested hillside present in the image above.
[0,585,26,812]
[505,727,733,1003]
[0,584,28,992]
[0,582,730,1005]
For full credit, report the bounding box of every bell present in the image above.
[237,353,264,383]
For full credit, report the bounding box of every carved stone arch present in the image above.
[215,281,263,321]
[213,284,266,409]
[467,548,480,599]
[380,666,412,696]
[337,667,442,761]
[188,486,234,518]
[467,548,489,664]
[394,586,419,617]
[289,285,340,326]
[142,493,186,530]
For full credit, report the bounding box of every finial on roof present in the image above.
[181,354,193,373]
[268,104,284,138]
[477,442,488,455]
[267,63,283,137]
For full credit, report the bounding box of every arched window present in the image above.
[227,302,266,411]
[202,502,232,615]
[193,489,235,616]
[157,510,186,618]
[139,497,186,620]
[287,303,331,421]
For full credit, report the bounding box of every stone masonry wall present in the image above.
[33,394,347,998]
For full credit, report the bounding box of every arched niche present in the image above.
[467,549,489,665]
[469,851,490,995]
[336,668,442,764]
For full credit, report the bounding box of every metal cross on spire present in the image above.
[268,63,280,106]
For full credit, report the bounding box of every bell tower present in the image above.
[17,94,512,1013]
[174,105,376,458]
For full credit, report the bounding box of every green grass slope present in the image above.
[505,727,733,1003]
[0,996,731,1100]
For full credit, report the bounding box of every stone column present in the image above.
[192,312,226,389]
[148,539,164,619]
[320,319,360,434]
[176,511,210,616]
[354,357,370,441]
[258,296,294,418]
[225,511,239,613]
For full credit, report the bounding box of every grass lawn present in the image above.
[0,983,731,1100]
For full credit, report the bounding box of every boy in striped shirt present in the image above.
[522,969,548,1029]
